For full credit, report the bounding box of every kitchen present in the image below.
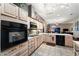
[0,3,79,56]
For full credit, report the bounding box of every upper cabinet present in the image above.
[1,3,18,18]
[0,4,1,14]
[19,8,28,21]
[37,22,43,30]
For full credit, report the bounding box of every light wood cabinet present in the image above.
[1,41,28,56]
[65,35,73,47]
[0,4,1,18]
[34,37,38,49]
[47,35,55,44]
[37,36,41,47]
[43,34,47,42]
[0,4,1,14]
[43,34,56,45]
[11,42,28,56]
[19,8,27,21]
[28,38,35,55]
[44,34,50,43]
[1,3,18,18]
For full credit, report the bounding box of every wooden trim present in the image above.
[1,13,17,19]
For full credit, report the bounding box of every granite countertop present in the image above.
[48,33,73,36]
[28,33,47,40]
[28,33,72,40]
[28,37,33,40]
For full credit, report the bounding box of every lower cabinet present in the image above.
[35,37,38,49]
[37,36,41,47]
[65,35,73,47]
[28,44,35,55]
[43,34,48,43]
[20,49,28,56]
[10,42,28,56]
[28,38,35,55]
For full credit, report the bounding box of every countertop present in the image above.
[28,33,47,40]
[28,33,73,40]
[52,33,72,36]
[28,37,33,40]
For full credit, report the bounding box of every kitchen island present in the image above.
[51,33,73,47]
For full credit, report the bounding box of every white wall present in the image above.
[73,18,79,38]
[58,23,73,32]
[50,23,73,32]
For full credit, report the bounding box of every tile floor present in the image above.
[31,43,74,56]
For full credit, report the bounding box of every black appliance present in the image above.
[63,29,69,33]
[30,22,37,29]
[56,35,65,46]
[55,28,60,33]
[1,20,27,51]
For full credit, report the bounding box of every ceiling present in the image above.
[31,3,79,24]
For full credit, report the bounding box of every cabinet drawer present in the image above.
[35,44,38,48]
[28,46,35,55]
[35,39,38,49]
[2,4,18,18]
[28,42,35,46]
[12,46,28,56]
[28,44,35,48]
[20,49,28,56]
[28,39,35,43]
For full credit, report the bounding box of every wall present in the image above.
[73,18,79,38]
[50,23,73,33]
[58,23,73,32]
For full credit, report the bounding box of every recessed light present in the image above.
[60,5,65,8]
[52,8,56,11]
[57,14,60,16]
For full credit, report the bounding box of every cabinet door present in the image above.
[65,35,73,47]
[51,36,56,44]
[43,34,47,42]
[35,37,38,49]
[28,38,35,55]
[1,3,18,18]
[28,43,35,55]
[0,4,1,13]
[0,4,1,18]
[19,8,27,21]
